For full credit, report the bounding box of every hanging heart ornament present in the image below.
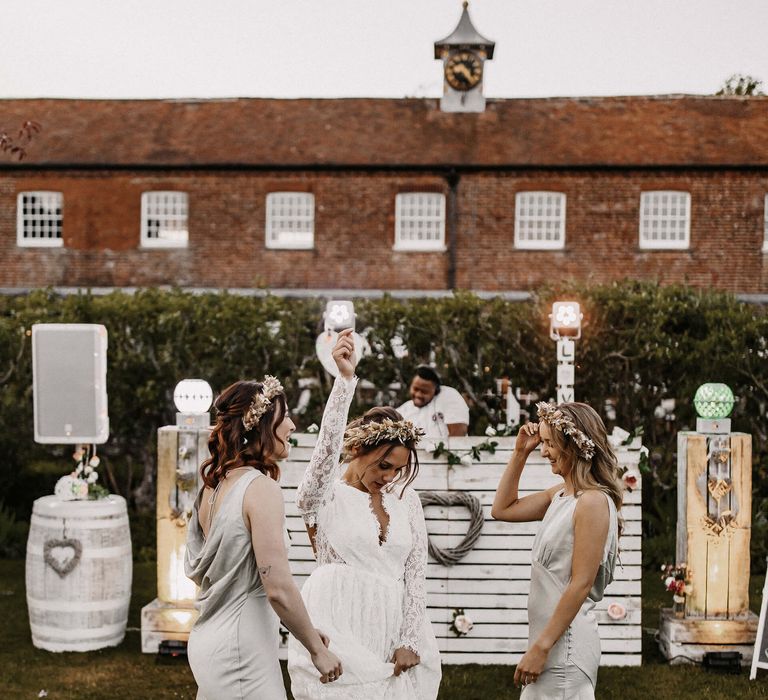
[44,538,83,578]
[707,477,732,501]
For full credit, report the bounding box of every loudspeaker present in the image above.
[32,324,109,444]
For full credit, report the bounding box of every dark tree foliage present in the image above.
[716,74,764,96]
[0,284,765,571]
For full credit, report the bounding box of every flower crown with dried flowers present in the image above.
[536,402,596,460]
[242,376,284,431]
[343,418,425,454]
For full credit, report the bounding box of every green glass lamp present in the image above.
[693,383,735,420]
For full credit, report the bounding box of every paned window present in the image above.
[265,192,315,249]
[394,192,446,251]
[514,192,566,249]
[141,191,189,248]
[17,191,63,247]
[639,191,690,249]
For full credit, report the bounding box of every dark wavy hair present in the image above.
[201,379,287,488]
[343,406,420,498]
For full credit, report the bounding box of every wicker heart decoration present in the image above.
[419,491,484,567]
[44,538,83,578]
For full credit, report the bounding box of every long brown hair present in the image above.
[201,379,287,488]
[541,402,624,516]
[343,406,420,498]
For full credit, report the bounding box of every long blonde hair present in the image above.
[542,402,624,516]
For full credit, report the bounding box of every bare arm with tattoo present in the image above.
[243,476,343,682]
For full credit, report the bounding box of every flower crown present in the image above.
[343,418,425,454]
[242,376,284,431]
[536,402,596,460]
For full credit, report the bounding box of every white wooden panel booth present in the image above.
[279,435,642,666]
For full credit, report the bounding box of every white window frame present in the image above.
[265,192,315,250]
[639,191,691,250]
[140,191,189,249]
[393,192,446,252]
[763,194,768,253]
[16,191,63,247]
[514,191,566,250]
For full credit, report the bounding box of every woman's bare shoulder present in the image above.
[243,471,281,500]
[574,489,610,516]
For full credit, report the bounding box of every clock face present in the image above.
[445,51,483,91]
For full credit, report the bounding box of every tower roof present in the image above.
[434,1,495,58]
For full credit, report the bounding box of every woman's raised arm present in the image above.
[296,331,358,531]
[492,423,559,522]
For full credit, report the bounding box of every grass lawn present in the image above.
[1,560,766,699]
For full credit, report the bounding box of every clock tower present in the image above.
[434,1,495,113]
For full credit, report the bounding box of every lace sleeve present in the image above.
[397,488,428,655]
[296,374,357,527]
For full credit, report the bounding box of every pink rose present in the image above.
[623,468,641,490]
[606,602,627,620]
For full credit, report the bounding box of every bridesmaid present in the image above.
[492,402,622,699]
[185,376,342,699]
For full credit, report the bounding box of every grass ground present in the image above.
[1,560,766,699]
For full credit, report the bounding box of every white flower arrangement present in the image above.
[420,439,437,453]
[54,445,108,501]
[449,608,474,636]
[54,475,79,501]
[607,427,630,448]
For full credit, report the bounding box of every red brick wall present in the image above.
[455,171,768,292]
[1,169,767,292]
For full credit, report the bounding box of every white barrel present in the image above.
[25,495,132,652]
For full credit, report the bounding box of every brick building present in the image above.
[2,95,768,295]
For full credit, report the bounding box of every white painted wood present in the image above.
[25,495,132,652]
[436,652,643,666]
[278,436,642,665]
[427,606,642,626]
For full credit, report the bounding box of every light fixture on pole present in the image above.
[549,301,582,404]
[693,382,735,434]
[173,378,213,428]
[659,381,758,663]
[315,300,365,377]
[142,378,213,653]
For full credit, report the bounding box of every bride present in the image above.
[288,330,442,699]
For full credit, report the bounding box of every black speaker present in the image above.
[32,324,109,444]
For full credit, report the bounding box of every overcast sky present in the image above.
[1,0,766,100]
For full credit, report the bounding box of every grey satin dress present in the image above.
[185,470,287,700]
[521,489,618,700]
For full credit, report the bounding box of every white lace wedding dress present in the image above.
[287,375,441,700]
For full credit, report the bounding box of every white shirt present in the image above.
[397,385,470,439]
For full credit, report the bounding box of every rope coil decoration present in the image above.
[419,491,484,567]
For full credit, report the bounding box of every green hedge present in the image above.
[0,284,766,572]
